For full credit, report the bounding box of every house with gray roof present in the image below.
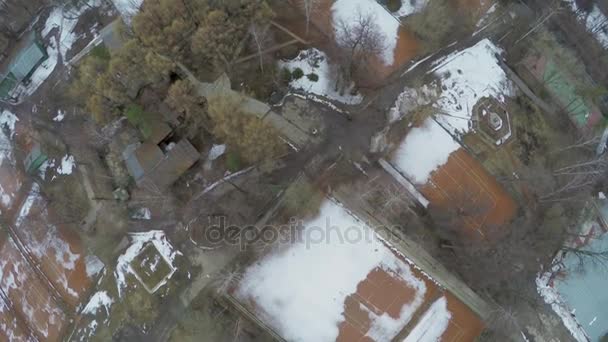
[123,122,200,190]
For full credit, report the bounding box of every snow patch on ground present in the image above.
[332,0,400,65]
[53,110,65,122]
[536,271,590,342]
[395,0,430,17]
[131,207,151,220]
[207,144,226,161]
[85,255,104,278]
[476,3,498,28]
[57,154,75,175]
[564,0,608,49]
[0,110,18,138]
[114,230,181,297]
[392,118,461,184]
[280,48,362,105]
[237,199,430,342]
[111,0,143,23]
[82,291,113,315]
[403,296,451,342]
[389,86,437,123]
[43,0,103,60]
[430,39,513,137]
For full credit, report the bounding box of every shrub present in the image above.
[292,67,304,79]
[124,104,156,139]
[280,67,293,85]
[385,0,401,12]
[307,73,319,82]
[90,44,111,61]
[226,152,242,172]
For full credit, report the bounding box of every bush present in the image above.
[124,104,156,139]
[207,95,286,164]
[292,67,304,79]
[306,73,319,82]
[385,0,402,12]
[280,67,293,85]
[226,152,242,172]
[90,44,111,61]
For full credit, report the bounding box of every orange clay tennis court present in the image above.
[337,247,484,342]
[13,190,94,308]
[0,236,66,341]
[420,148,517,238]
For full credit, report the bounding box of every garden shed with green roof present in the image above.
[0,32,47,100]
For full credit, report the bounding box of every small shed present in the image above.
[0,32,47,100]
[24,143,48,175]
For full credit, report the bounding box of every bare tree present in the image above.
[334,10,385,93]
[302,0,319,36]
[562,246,608,271]
[248,23,272,72]
[540,153,608,203]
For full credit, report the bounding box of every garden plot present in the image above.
[428,38,513,138]
[13,183,102,307]
[129,242,175,293]
[280,48,362,105]
[234,198,484,341]
[114,231,180,296]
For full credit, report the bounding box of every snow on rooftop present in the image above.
[57,154,75,175]
[395,0,430,18]
[403,296,451,342]
[536,271,589,342]
[392,118,461,184]
[236,199,430,342]
[332,0,400,65]
[280,48,362,105]
[114,230,181,297]
[430,39,513,136]
[564,0,608,49]
[12,36,59,99]
[82,291,113,316]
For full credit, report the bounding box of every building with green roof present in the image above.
[0,32,47,100]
